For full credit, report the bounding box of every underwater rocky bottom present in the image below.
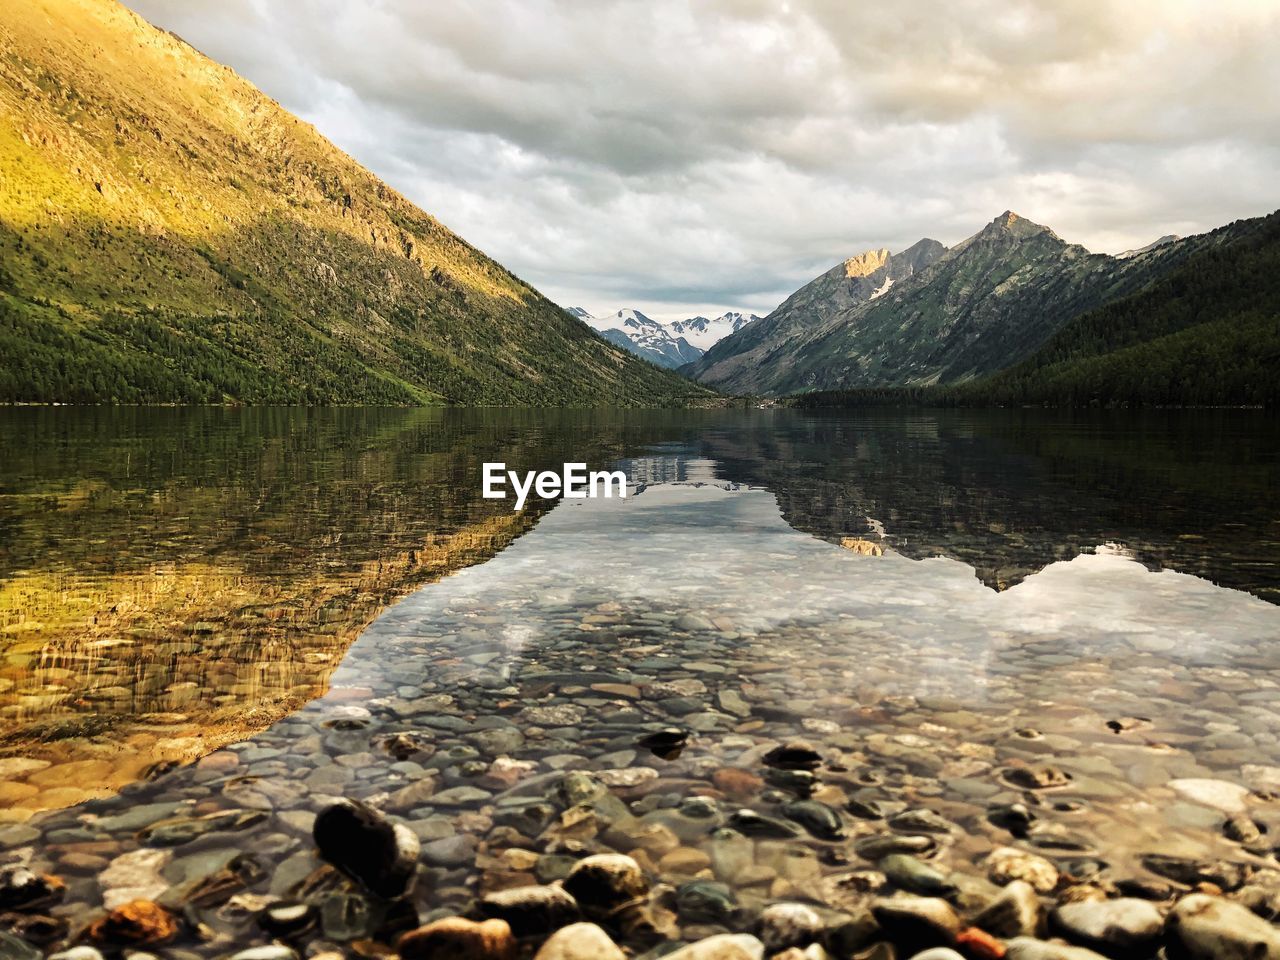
[3,483,1280,959]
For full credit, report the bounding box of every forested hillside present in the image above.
[948,211,1280,407]
[0,0,708,405]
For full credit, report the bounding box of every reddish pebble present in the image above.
[712,768,764,799]
[398,917,516,960]
[957,926,1006,959]
[88,900,179,946]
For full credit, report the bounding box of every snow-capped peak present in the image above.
[668,311,762,350]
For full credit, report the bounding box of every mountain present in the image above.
[688,238,946,392]
[948,211,1280,407]
[669,311,761,352]
[0,0,709,405]
[690,213,1220,396]
[572,308,704,369]
[1118,235,1180,259]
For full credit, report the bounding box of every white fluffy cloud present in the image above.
[128,0,1280,320]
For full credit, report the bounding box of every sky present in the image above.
[128,0,1280,323]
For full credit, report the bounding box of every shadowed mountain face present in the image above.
[691,212,1243,396]
[0,0,706,405]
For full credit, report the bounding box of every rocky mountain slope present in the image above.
[0,0,708,405]
[1118,234,1179,259]
[689,238,946,392]
[950,210,1280,407]
[691,213,1224,396]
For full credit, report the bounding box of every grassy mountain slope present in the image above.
[695,212,1227,397]
[0,0,709,405]
[947,211,1280,407]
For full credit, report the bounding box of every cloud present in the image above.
[128,0,1280,320]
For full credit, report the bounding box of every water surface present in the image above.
[2,407,1278,953]
[1,407,1276,817]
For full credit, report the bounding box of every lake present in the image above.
[1,407,1278,953]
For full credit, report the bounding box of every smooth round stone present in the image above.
[312,800,418,899]
[398,917,516,960]
[1051,898,1163,954]
[227,948,299,960]
[479,885,580,937]
[532,922,624,960]
[47,949,104,960]
[871,895,961,949]
[676,880,738,923]
[879,854,956,897]
[562,855,648,921]
[661,934,764,960]
[421,834,478,867]
[984,846,1060,894]
[1165,893,1280,959]
[972,880,1042,938]
[1168,778,1252,814]
[758,902,822,953]
[1004,937,1116,959]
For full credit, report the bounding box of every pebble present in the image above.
[1165,893,1280,959]
[973,880,1043,938]
[312,800,419,898]
[562,854,648,922]
[533,922,625,960]
[480,885,581,937]
[985,847,1060,894]
[1167,778,1252,814]
[870,895,961,951]
[677,879,738,924]
[880,854,956,897]
[1004,939,1111,960]
[398,917,517,960]
[1050,898,1163,955]
[662,934,765,960]
[87,900,179,946]
[758,902,822,953]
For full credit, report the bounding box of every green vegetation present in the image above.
[947,212,1280,407]
[0,0,710,406]
[791,212,1280,409]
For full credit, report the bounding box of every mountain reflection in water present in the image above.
[0,407,1276,816]
[12,473,1280,956]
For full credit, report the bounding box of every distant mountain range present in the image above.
[0,0,707,405]
[690,210,1262,399]
[571,307,761,369]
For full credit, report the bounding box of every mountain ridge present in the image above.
[690,210,1235,396]
[0,0,708,405]
[689,237,948,391]
[571,306,758,369]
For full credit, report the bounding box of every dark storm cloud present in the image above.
[127,0,1280,319]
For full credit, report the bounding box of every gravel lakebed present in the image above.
[3,481,1280,959]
